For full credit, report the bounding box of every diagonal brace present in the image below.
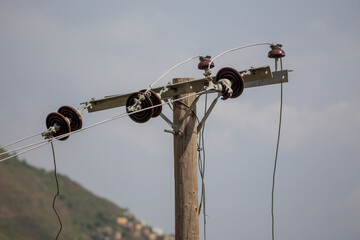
[161,94,201,135]
[197,96,220,134]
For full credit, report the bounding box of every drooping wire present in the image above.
[208,42,273,69]
[50,142,62,240]
[271,57,283,240]
[197,92,216,240]
[0,90,207,163]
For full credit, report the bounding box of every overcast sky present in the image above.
[1,0,360,239]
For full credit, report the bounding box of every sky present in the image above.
[1,0,360,239]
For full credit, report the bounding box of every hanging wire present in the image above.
[197,92,217,240]
[0,90,207,163]
[50,142,62,240]
[271,57,283,240]
[208,42,273,69]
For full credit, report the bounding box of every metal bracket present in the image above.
[41,123,60,139]
[160,113,182,135]
[161,95,201,135]
[161,93,219,136]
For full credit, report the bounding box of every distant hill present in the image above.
[0,148,173,240]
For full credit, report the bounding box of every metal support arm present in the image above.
[81,66,289,113]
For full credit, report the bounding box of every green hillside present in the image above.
[0,148,171,240]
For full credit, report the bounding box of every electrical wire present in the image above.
[0,90,207,163]
[1,132,42,149]
[2,42,272,159]
[197,93,219,240]
[50,142,62,240]
[0,141,50,163]
[148,55,200,89]
[0,139,50,157]
[208,42,273,69]
[1,55,201,157]
[199,92,208,240]
[271,57,283,240]
[1,42,274,156]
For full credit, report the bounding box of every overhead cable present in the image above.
[208,42,273,69]
[2,132,42,149]
[0,90,207,163]
[148,55,201,89]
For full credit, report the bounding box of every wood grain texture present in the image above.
[173,78,199,240]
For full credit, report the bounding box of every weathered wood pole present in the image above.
[173,78,199,240]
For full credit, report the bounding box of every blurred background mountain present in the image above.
[0,148,173,240]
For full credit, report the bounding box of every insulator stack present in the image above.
[58,106,83,131]
[139,90,162,118]
[45,112,71,140]
[44,105,83,140]
[216,67,244,99]
[268,44,285,59]
[126,89,162,123]
[198,56,214,70]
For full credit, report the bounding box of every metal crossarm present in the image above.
[81,66,289,113]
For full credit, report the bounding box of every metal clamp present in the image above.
[41,123,60,139]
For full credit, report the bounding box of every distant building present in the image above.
[116,217,128,226]
[163,235,175,240]
[148,233,157,240]
[152,227,164,235]
[114,231,122,240]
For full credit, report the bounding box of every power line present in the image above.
[208,42,273,69]
[0,90,207,163]
[2,132,42,149]
[149,55,200,89]
[1,55,201,157]
[1,43,276,157]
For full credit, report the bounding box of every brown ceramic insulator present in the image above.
[126,92,154,123]
[216,67,244,99]
[46,112,71,141]
[198,56,214,70]
[58,105,83,131]
[268,44,286,58]
[139,90,162,118]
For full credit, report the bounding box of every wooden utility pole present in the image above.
[173,78,199,240]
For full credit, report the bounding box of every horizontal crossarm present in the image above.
[82,66,289,113]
